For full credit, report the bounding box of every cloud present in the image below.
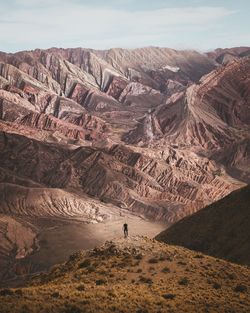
[14,0,64,7]
[0,2,237,51]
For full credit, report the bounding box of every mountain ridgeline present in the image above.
[156,185,250,266]
[0,46,250,283]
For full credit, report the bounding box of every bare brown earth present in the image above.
[0,46,250,284]
[156,185,250,266]
[0,213,166,286]
[0,236,249,313]
[0,215,38,284]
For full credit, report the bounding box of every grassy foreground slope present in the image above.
[0,236,249,313]
[156,185,250,266]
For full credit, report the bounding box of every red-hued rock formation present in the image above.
[206,46,250,64]
[124,57,250,148]
[0,130,244,222]
[1,47,249,220]
[0,46,249,282]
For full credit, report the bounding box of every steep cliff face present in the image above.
[0,47,216,135]
[123,58,250,174]
[0,77,110,143]
[0,47,216,103]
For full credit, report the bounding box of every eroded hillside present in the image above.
[0,46,250,283]
[0,236,249,313]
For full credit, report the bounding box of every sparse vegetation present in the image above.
[136,309,149,313]
[213,169,222,177]
[95,279,107,285]
[0,289,14,296]
[228,273,236,280]
[159,255,166,261]
[234,284,247,293]
[212,282,221,290]
[139,276,153,284]
[76,284,85,291]
[0,236,249,313]
[135,254,143,260]
[194,254,204,259]
[86,265,95,273]
[64,304,81,313]
[162,293,176,300]
[51,292,60,298]
[78,258,91,268]
[177,261,187,265]
[178,277,189,286]
[161,266,170,273]
[15,290,23,296]
[148,257,159,264]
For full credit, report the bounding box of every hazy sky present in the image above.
[0,0,249,52]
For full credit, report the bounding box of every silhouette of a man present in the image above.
[123,223,128,238]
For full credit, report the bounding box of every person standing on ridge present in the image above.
[123,223,128,238]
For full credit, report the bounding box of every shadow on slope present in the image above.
[156,185,250,266]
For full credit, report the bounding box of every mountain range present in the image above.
[0,46,250,283]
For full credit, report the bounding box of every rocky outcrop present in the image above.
[0,82,110,142]
[105,76,129,99]
[20,112,108,141]
[124,57,250,151]
[206,46,250,64]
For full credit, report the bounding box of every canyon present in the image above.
[0,46,249,283]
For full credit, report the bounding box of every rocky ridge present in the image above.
[0,236,249,313]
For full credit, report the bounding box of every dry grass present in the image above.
[0,236,249,313]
